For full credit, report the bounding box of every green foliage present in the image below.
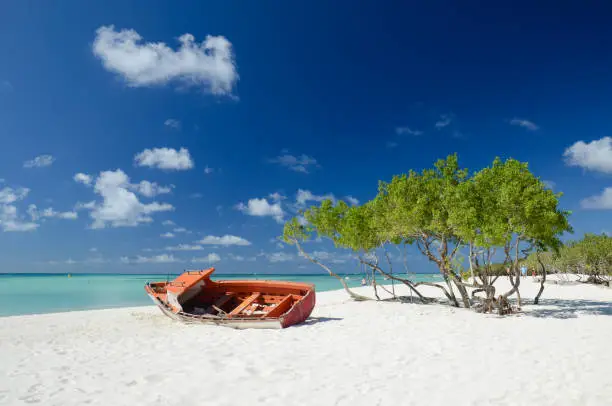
[557,233,612,277]
[282,154,573,297]
[453,158,571,252]
[373,153,469,244]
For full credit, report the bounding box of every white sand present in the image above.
[1,276,611,406]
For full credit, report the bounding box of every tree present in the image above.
[452,157,571,312]
[282,154,572,314]
[557,234,612,284]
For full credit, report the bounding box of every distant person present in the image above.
[361,278,367,286]
[520,265,527,278]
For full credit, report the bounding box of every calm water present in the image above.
[0,273,442,317]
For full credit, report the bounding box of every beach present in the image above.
[1,276,610,406]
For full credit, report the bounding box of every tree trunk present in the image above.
[295,241,371,301]
[534,254,547,305]
[442,273,460,307]
[360,259,430,303]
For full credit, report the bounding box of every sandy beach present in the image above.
[1,276,611,406]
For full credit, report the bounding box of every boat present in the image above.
[145,268,316,329]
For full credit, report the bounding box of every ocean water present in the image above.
[0,273,442,317]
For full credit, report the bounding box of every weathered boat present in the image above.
[145,268,316,329]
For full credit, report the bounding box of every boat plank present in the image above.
[262,294,293,318]
[229,292,261,316]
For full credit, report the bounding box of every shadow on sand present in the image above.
[525,298,612,319]
[298,316,343,326]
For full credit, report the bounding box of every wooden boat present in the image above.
[145,268,316,329]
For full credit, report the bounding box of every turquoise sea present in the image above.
[0,273,442,317]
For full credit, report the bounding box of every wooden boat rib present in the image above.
[145,268,316,329]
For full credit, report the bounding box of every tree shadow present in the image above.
[524,298,612,319]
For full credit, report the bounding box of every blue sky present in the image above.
[1,1,611,274]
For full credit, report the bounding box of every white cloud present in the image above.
[296,189,336,206]
[76,169,174,229]
[134,147,194,170]
[269,153,319,173]
[564,137,612,174]
[269,192,286,202]
[130,180,172,197]
[310,250,349,264]
[161,232,175,238]
[164,119,181,129]
[435,114,453,129]
[0,187,38,232]
[74,173,93,186]
[235,198,284,223]
[386,141,399,148]
[198,234,251,246]
[162,220,176,226]
[396,127,423,136]
[27,205,78,221]
[92,25,238,95]
[173,227,188,233]
[204,166,214,174]
[121,254,180,264]
[191,253,221,264]
[75,200,96,210]
[509,118,539,131]
[581,187,612,210]
[543,180,556,190]
[89,247,98,252]
[0,187,30,204]
[166,244,203,251]
[23,155,55,168]
[267,252,294,263]
[345,196,359,206]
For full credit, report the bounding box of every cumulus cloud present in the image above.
[204,166,214,174]
[235,198,284,223]
[269,153,319,173]
[509,118,539,131]
[198,234,251,246]
[396,127,423,136]
[581,188,612,210]
[92,25,238,95]
[191,253,221,264]
[121,254,180,264]
[74,173,93,186]
[75,169,174,229]
[23,155,55,168]
[564,137,612,174]
[162,220,176,226]
[0,186,38,232]
[129,180,172,197]
[160,232,175,238]
[134,147,194,170]
[164,119,181,129]
[173,227,188,233]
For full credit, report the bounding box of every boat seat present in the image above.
[207,293,235,314]
[262,294,293,318]
[229,292,261,316]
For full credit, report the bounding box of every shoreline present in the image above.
[1,276,610,405]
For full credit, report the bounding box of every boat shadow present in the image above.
[524,298,612,319]
[297,316,343,326]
